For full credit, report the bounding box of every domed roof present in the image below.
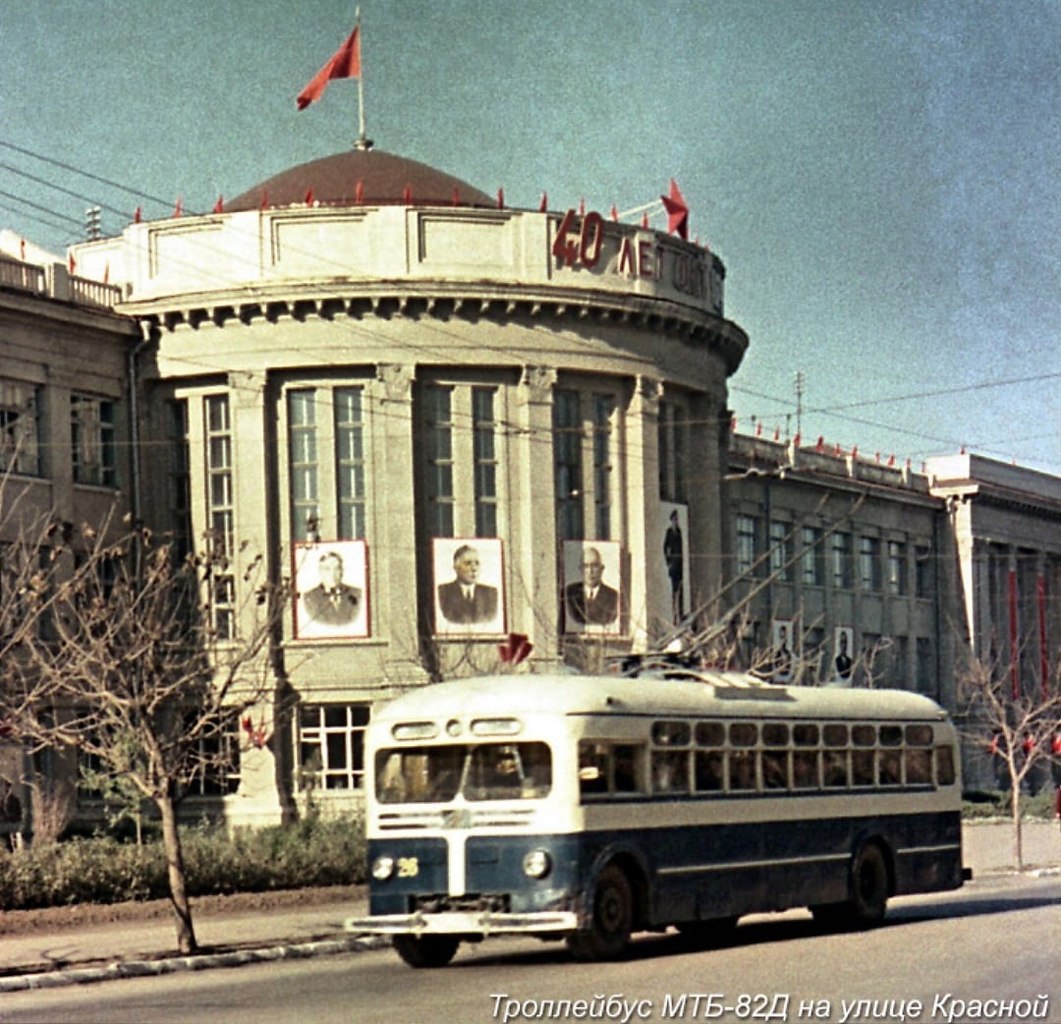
[226,149,495,212]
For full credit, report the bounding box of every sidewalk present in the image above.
[0,821,1057,992]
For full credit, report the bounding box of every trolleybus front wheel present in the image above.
[567,864,633,961]
[392,934,460,969]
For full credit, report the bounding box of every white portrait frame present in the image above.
[562,540,622,636]
[432,537,506,637]
[292,540,369,641]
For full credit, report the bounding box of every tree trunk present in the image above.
[1009,769,1024,872]
[157,793,198,954]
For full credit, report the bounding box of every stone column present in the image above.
[625,375,662,650]
[512,366,559,664]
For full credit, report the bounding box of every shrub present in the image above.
[0,815,365,910]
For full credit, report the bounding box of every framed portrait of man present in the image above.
[562,540,622,635]
[433,538,505,636]
[293,540,369,640]
[771,617,794,683]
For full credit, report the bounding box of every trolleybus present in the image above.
[345,668,968,967]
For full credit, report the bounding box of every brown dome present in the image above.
[225,149,495,212]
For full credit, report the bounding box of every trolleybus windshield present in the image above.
[376,742,552,803]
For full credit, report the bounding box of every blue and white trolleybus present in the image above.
[345,668,967,967]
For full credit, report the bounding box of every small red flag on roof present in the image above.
[133,206,142,223]
[67,252,76,274]
[497,187,505,209]
[402,184,412,205]
[539,192,548,212]
[297,25,361,110]
[304,188,315,205]
[660,178,689,240]
[610,204,618,222]
[173,197,183,218]
[213,196,224,213]
[355,179,364,204]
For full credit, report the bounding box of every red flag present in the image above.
[213,195,224,213]
[539,192,548,212]
[68,252,76,274]
[402,184,412,205]
[173,197,183,218]
[497,187,505,209]
[355,179,364,204]
[133,206,142,223]
[297,26,361,110]
[304,188,315,205]
[661,178,689,240]
[610,204,618,222]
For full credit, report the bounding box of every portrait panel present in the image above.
[433,537,505,636]
[562,540,622,636]
[660,502,690,627]
[293,540,369,641]
[771,617,794,683]
[833,625,854,683]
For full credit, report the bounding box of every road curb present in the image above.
[0,934,392,993]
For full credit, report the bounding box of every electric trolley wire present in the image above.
[2,139,1055,471]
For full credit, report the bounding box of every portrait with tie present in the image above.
[293,541,369,640]
[562,541,621,635]
[433,538,505,636]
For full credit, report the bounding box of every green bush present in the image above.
[962,788,1058,820]
[0,815,365,911]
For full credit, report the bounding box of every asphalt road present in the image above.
[1,874,1057,1024]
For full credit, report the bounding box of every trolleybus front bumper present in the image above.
[345,909,578,937]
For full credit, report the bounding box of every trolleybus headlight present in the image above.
[522,849,552,879]
[371,855,396,881]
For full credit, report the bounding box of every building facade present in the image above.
[0,235,136,835]
[68,149,748,824]
[4,151,1057,827]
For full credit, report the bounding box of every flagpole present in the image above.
[355,7,373,150]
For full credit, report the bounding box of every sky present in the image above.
[1,0,1058,475]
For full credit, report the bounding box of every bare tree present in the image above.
[955,653,1061,870]
[0,513,284,953]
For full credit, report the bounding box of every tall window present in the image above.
[335,388,366,540]
[736,514,758,576]
[802,526,824,585]
[0,380,41,476]
[473,387,498,537]
[915,545,933,599]
[887,540,907,595]
[658,400,687,502]
[592,394,614,539]
[71,394,116,487]
[424,385,455,537]
[553,387,618,541]
[859,536,882,590]
[831,531,853,589]
[288,389,319,541]
[205,394,235,639]
[553,389,584,541]
[298,704,370,790]
[769,520,793,582]
[168,400,192,561]
[285,386,368,542]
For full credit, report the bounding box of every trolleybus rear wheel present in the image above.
[811,842,889,930]
[392,934,460,968]
[567,864,633,961]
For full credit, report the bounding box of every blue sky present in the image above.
[2,0,1057,473]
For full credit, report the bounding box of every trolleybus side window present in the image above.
[728,722,758,791]
[693,721,725,792]
[823,723,849,788]
[792,723,821,789]
[651,720,691,793]
[935,744,956,786]
[579,742,644,798]
[762,723,789,790]
[905,724,934,785]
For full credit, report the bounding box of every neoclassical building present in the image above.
[69,148,748,823]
